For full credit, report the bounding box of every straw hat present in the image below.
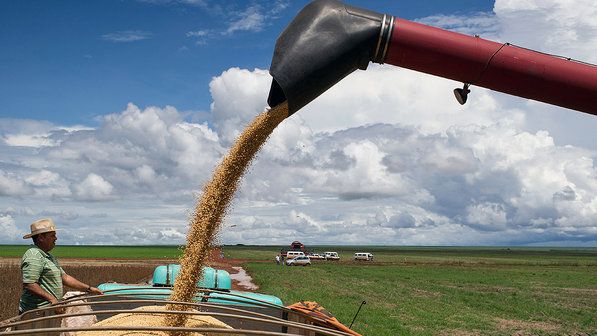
[23,218,58,239]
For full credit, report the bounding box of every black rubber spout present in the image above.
[267,0,391,115]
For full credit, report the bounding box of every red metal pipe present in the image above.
[384,18,597,115]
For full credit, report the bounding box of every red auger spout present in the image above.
[268,0,597,116]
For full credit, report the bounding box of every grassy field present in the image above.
[226,246,597,335]
[0,245,183,259]
[1,245,595,335]
[224,245,597,265]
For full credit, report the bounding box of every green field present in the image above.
[1,245,595,335]
[226,246,597,335]
[224,245,597,265]
[0,245,183,259]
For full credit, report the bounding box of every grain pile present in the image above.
[164,102,289,329]
[76,305,234,336]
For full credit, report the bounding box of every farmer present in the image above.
[20,218,103,314]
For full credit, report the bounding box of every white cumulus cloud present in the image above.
[74,174,114,201]
[0,214,21,242]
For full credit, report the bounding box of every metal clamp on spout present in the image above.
[372,14,394,64]
[267,0,392,115]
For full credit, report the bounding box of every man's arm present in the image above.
[23,283,65,314]
[61,273,103,295]
[23,283,59,305]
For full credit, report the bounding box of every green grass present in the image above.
[0,245,183,259]
[233,246,596,335]
[224,245,597,265]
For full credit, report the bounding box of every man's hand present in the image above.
[62,274,104,295]
[50,298,65,315]
[23,283,63,313]
[87,287,103,295]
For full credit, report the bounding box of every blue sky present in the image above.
[1,0,596,246]
[1,0,494,125]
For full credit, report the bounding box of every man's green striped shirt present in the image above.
[20,247,65,312]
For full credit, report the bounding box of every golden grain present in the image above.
[164,103,289,329]
[76,305,234,336]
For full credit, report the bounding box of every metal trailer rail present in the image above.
[1,289,356,336]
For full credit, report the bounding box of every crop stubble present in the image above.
[0,263,156,321]
[164,103,289,328]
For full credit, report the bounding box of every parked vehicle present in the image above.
[354,252,374,261]
[290,240,305,251]
[308,253,325,260]
[286,256,311,266]
[323,252,340,261]
[286,251,305,259]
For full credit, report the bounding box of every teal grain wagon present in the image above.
[1,265,354,335]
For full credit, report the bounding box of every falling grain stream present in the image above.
[163,102,289,331]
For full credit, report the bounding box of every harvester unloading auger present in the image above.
[267,0,597,116]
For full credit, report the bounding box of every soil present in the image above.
[495,317,561,333]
